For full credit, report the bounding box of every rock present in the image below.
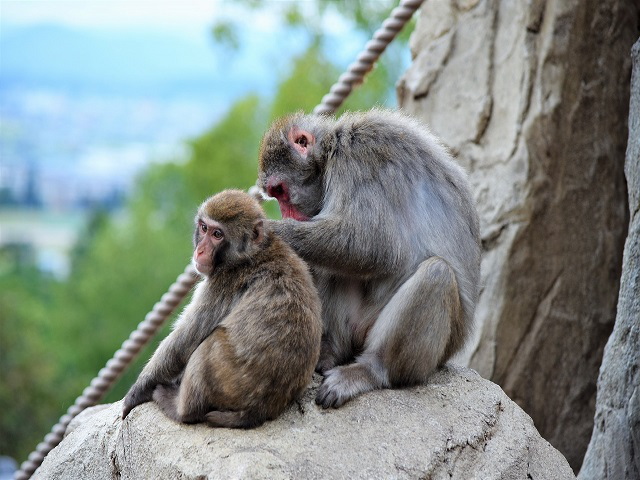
[397,0,639,470]
[32,366,575,480]
[578,38,640,480]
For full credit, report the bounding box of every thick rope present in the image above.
[15,1,422,478]
[313,0,424,115]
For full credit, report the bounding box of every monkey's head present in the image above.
[192,190,267,276]
[258,113,331,221]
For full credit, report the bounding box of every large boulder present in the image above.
[32,366,575,479]
[398,0,639,470]
[578,38,640,480]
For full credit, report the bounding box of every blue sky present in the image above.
[0,1,353,41]
[4,1,253,32]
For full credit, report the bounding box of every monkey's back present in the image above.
[201,236,322,421]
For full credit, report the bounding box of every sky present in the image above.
[3,1,235,30]
[0,0,352,37]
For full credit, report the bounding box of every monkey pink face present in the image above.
[192,219,225,275]
[265,177,310,221]
[262,126,316,221]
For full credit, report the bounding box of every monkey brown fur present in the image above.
[258,109,481,409]
[121,189,322,428]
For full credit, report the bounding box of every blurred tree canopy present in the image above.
[0,0,413,464]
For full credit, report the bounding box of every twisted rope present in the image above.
[15,1,422,478]
[313,0,424,115]
[14,265,198,480]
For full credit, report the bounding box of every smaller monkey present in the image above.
[121,189,322,428]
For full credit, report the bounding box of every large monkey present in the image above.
[122,190,322,428]
[258,109,481,408]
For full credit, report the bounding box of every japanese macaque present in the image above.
[258,109,481,408]
[122,190,322,428]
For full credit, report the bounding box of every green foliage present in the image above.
[211,21,240,51]
[186,95,266,198]
[0,258,60,461]
[270,42,340,118]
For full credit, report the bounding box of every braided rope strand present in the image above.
[313,0,423,115]
[14,265,198,480]
[15,1,423,478]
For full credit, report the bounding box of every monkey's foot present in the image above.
[315,362,384,409]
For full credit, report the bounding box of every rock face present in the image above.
[578,38,640,480]
[398,0,639,470]
[32,366,575,480]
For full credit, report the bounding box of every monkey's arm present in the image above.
[268,217,401,277]
[122,318,210,419]
[122,331,185,418]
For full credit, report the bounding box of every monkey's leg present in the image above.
[177,345,267,428]
[153,376,209,424]
[163,344,219,424]
[315,276,358,374]
[316,257,461,408]
[152,384,182,421]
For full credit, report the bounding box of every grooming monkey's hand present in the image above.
[122,380,155,419]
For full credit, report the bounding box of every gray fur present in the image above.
[258,109,481,408]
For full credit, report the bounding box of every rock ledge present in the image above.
[33,365,575,479]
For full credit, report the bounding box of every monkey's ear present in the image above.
[252,219,264,244]
[287,126,315,159]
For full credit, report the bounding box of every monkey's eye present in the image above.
[199,222,208,234]
[212,229,224,240]
[295,136,308,148]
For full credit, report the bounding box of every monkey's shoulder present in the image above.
[330,112,454,174]
[338,109,428,141]
[259,235,311,274]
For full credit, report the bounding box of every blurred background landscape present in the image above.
[0,0,411,471]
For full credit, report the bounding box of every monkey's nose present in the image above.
[266,181,287,200]
[268,184,283,196]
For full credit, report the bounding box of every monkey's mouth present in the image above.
[279,201,310,222]
[192,259,213,275]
